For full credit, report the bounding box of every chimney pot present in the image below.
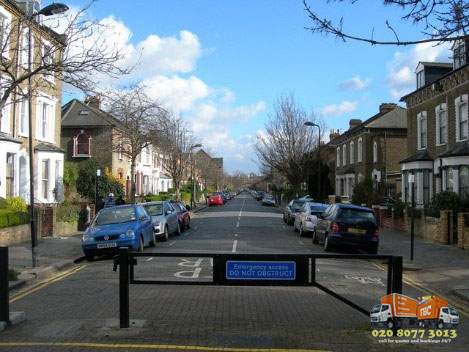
[84,95,101,110]
[379,103,398,114]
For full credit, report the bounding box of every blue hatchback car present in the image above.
[82,204,155,261]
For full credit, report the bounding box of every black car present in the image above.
[313,203,379,254]
[283,199,307,225]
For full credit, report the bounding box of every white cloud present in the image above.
[386,42,452,99]
[338,76,371,91]
[219,101,266,122]
[320,101,358,116]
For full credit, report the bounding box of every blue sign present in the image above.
[226,261,296,280]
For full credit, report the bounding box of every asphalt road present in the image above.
[3,193,468,351]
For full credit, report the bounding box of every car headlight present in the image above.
[126,230,135,238]
[82,235,94,242]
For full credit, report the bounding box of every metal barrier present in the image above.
[113,248,403,328]
[0,246,10,326]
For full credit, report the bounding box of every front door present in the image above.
[6,153,15,197]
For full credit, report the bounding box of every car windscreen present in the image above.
[291,201,305,211]
[337,208,376,225]
[449,308,458,316]
[264,195,274,199]
[370,305,381,314]
[95,207,136,225]
[143,204,164,216]
[310,204,328,212]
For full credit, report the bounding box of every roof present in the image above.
[0,132,22,144]
[439,142,469,158]
[34,143,65,153]
[61,99,121,128]
[417,62,453,69]
[399,149,433,164]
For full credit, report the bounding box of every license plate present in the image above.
[348,228,366,234]
[97,242,117,249]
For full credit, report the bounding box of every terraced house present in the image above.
[400,40,469,207]
[0,0,65,204]
[331,103,407,199]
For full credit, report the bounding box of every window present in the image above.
[373,142,378,162]
[144,147,151,165]
[460,166,469,200]
[336,147,340,167]
[417,111,427,149]
[36,96,55,142]
[6,153,15,198]
[342,144,346,166]
[0,77,10,133]
[455,95,468,142]
[73,131,91,157]
[446,168,454,192]
[18,99,29,136]
[42,42,54,82]
[42,159,49,200]
[357,138,362,162]
[118,136,123,160]
[0,11,10,58]
[416,70,425,89]
[403,173,409,203]
[454,42,466,69]
[423,171,430,205]
[21,29,31,68]
[350,142,354,164]
[435,104,447,145]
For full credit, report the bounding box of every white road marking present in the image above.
[299,240,304,245]
[194,226,198,230]
[178,258,203,267]
[174,268,201,279]
[344,275,385,286]
[232,240,238,253]
[145,257,153,262]
[235,234,238,237]
[236,221,240,228]
[169,241,175,246]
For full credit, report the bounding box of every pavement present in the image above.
[1,196,468,351]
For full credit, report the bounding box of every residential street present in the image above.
[2,194,468,351]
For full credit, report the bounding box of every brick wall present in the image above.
[0,224,32,246]
[457,213,469,250]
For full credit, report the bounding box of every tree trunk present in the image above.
[130,159,136,204]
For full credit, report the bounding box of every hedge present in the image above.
[56,203,81,223]
[145,194,172,202]
[0,209,30,228]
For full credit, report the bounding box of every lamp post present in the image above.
[190,144,202,209]
[27,2,69,268]
[95,168,101,213]
[409,174,415,261]
[304,122,321,202]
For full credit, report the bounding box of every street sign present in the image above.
[226,261,296,280]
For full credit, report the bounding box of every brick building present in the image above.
[400,40,469,207]
[327,104,407,199]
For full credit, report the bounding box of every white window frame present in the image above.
[357,137,362,163]
[417,111,427,150]
[18,99,29,137]
[454,42,466,69]
[350,141,354,164]
[35,93,56,143]
[41,39,55,84]
[73,130,91,157]
[0,6,12,60]
[416,70,425,89]
[342,144,346,166]
[336,147,340,167]
[373,141,378,163]
[41,159,50,201]
[435,103,447,146]
[0,78,10,133]
[455,94,468,142]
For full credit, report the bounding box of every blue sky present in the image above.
[60,0,453,174]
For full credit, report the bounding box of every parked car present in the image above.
[209,194,224,206]
[313,203,379,254]
[261,194,276,206]
[283,199,307,225]
[170,200,191,231]
[293,202,328,237]
[82,204,154,261]
[299,195,314,201]
[213,192,227,204]
[141,201,180,241]
[256,191,265,201]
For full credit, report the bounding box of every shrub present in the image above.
[8,269,18,281]
[76,160,124,200]
[180,191,191,203]
[0,209,30,228]
[56,202,81,223]
[0,197,8,209]
[351,177,380,207]
[394,199,406,218]
[63,162,78,187]
[144,194,172,202]
[6,197,28,212]
[431,191,463,213]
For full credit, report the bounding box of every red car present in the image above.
[170,201,191,231]
[209,195,223,206]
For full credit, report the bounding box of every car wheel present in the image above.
[85,254,94,262]
[175,223,181,236]
[137,236,144,252]
[149,234,156,247]
[161,226,169,242]
[293,223,298,232]
[180,221,185,233]
[324,234,332,252]
[387,319,394,329]
[312,230,319,244]
[437,320,444,329]
[283,214,286,223]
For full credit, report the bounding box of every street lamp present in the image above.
[190,144,202,209]
[305,121,321,202]
[95,168,101,214]
[27,1,68,268]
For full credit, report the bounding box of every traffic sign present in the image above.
[226,261,296,280]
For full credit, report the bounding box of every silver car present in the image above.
[293,202,328,237]
[261,194,276,206]
[142,201,180,241]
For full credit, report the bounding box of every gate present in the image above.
[113,248,403,328]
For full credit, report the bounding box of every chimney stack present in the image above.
[84,95,101,110]
[379,103,398,114]
[349,119,362,130]
[329,129,340,141]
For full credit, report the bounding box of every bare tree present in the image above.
[157,114,199,200]
[0,0,132,126]
[254,94,319,193]
[103,85,167,204]
[303,0,468,46]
